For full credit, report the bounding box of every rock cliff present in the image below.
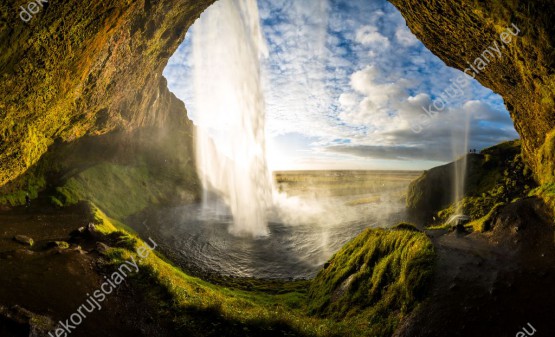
[0,0,214,188]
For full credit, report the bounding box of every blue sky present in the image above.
[163,0,518,171]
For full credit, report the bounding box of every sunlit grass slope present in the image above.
[307,227,435,336]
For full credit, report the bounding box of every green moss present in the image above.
[51,241,70,249]
[530,183,555,220]
[90,205,321,335]
[49,196,64,208]
[307,228,435,336]
[51,163,183,220]
[0,167,46,206]
[465,202,505,232]
[392,222,421,232]
[535,129,555,185]
[447,143,532,222]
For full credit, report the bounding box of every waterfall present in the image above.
[452,109,471,214]
[192,0,272,237]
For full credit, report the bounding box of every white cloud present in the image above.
[395,26,419,47]
[338,92,358,108]
[355,25,390,48]
[163,0,518,170]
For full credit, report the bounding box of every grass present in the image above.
[392,222,421,232]
[307,227,435,336]
[90,205,435,337]
[1,124,200,218]
[530,183,555,221]
[91,205,326,336]
[51,163,167,219]
[55,161,199,220]
[450,144,533,221]
[0,164,46,206]
[464,202,505,232]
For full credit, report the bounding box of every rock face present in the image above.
[0,0,214,187]
[389,0,555,183]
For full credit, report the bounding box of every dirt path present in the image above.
[395,197,555,337]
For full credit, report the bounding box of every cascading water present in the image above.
[452,109,472,214]
[192,0,272,237]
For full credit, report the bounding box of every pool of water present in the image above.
[128,188,411,279]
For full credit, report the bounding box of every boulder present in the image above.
[13,235,34,246]
[47,241,70,249]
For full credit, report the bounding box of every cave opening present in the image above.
[146,0,520,279]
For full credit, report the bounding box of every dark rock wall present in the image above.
[0,0,214,187]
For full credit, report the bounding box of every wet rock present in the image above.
[71,245,87,255]
[96,242,111,255]
[47,241,70,249]
[69,226,86,238]
[87,222,103,240]
[13,235,34,246]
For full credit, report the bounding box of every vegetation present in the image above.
[91,206,435,337]
[0,126,200,223]
[464,202,505,232]
[0,168,46,206]
[307,227,435,336]
[392,222,421,232]
[51,163,179,219]
[535,130,555,185]
[530,183,555,221]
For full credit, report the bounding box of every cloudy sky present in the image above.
[163,0,518,171]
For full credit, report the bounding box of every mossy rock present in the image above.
[13,235,34,246]
[392,222,421,232]
[47,241,70,249]
[307,228,435,331]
